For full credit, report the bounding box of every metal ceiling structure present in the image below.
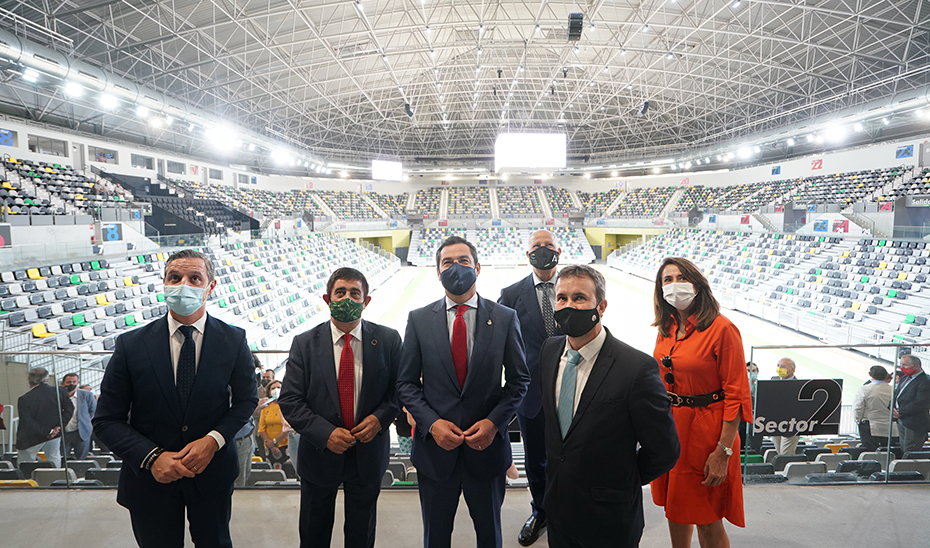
[1,0,929,170]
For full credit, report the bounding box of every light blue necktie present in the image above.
[558,349,582,439]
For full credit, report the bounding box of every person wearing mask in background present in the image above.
[397,236,529,548]
[540,265,679,548]
[737,363,763,455]
[93,249,257,548]
[17,367,74,467]
[770,357,800,455]
[60,372,96,460]
[498,229,563,546]
[234,352,269,488]
[652,257,753,548]
[258,380,289,468]
[894,354,930,455]
[853,365,898,451]
[254,367,275,462]
[279,267,402,548]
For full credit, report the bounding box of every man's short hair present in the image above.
[528,229,560,250]
[435,236,479,269]
[556,264,606,303]
[62,373,79,382]
[869,365,889,381]
[263,368,275,375]
[164,249,215,283]
[326,267,370,298]
[778,357,796,368]
[901,354,921,367]
[27,367,49,386]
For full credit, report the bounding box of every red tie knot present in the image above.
[455,304,469,317]
[343,333,353,345]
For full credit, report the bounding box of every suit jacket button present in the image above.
[559,454,565,462]
[182,425,188,432]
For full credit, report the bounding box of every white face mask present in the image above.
[663,282,696,311]
[270,388,281,399]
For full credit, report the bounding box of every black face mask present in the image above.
[440,262,477,296]
[528,247,559,270]
[261,378,271,387]
[553,306,600,338]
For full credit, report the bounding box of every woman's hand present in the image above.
[702,446,730,486]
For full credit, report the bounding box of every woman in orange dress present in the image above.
[651,257,752,548]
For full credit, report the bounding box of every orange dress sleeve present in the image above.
[712,319,753,423]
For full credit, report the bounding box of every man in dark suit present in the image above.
[93,249,257,548]
[894,354,930,455]
[17,367,74,467]
[540,265,679,548]
[498,229,562,546]
[397,235,529,548]
[279,267,401,548]
[60,372,96,460]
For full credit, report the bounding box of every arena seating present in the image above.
[369,192,407,217]
[544,186,575,215]
[608,229,930,363]
[147,196,244,235]
[876,167,929,200]
[672,184,764,212]
[577,189,621,216]
[788,166,908,205]
[3,158,129,217]
[0,233,400,392]
[316,190,380,219]
[171,179,326,219]
[408,226,595,266]
[612,186,676,217]
[411,187,442,216]
[448,186,491,216]
[497,186,542,217]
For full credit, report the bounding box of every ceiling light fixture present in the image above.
[22,69,39,83]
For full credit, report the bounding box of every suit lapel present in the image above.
[462,296,491,392]
[518,275,546,336]
[146,315,183,423]
[316,323,340,413]
[429,298,460,389]
[185,315,228,420]
[358,320,377,423]
[544,337,566,420]
[565,330,615,440]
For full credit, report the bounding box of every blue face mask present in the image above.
[440,262,477,296]
[164,283,207,316]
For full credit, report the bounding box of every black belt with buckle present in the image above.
[667,389,725,407]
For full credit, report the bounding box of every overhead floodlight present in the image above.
[339,171,349,178]
[495,133,566,172]
[135,105,150,118]
[825,125,846,141]
[854,122,864,131]
[22,68,39,83]
[882,117,890,125]
[671,164,678,170]
[806,134,815,142]
[704,157,710,163]
[64,82,83,97]
[271,149,290,164]
[716,155,723,161]
[685,161,693,169]
[188,123,196,132]
[786,138,795,146]
[653,167,661,174]
[737,147,751,159]
[753,145,761,153]
[100,94,118,109]
[611,170,618,177]
[584,173,591,179]
[164,116,173,126]
[204,126,237,151]
[149,117,163,128]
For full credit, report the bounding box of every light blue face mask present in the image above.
[164,283,207,316]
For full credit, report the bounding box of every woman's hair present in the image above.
[652,256,720,337]
[268,380,282,390]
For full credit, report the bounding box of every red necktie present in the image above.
[338,333,356,430]
[452,304,469,389]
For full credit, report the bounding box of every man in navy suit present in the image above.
[498,229,561,546]
[279,267,401,548]
[397,235,530,548]
[16,367,74,467]
[93,249,257,548]
[540,265,679,548]
[60,372,96,460]
[894,354,930,454]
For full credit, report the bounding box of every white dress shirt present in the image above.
[65,392,79,432]
[166,313,225,449]
[445,294,478,363]
[331,320,364,422]
[555,326,607,414]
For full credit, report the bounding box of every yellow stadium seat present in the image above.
[27,268,46,280]
[878,261,887,269]
[815,276,824,284]
[124,276,139,287]
[0,480,38,487]
[252,456,263,462]
[842,251,849,257]
[897,272,908,281]
[96,294,115,305]
[850,302,861,311]
[31,324,55,338]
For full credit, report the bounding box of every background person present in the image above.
[498,229,563,546]
[769,357,800,455]
[541,265,679,548]
[60,372,96,460]
[894,354,930,455]
[258,380,289,468]
[397,235,529,548]
[853,365,898,451]
[651,257,752,548]
[17,367,74,467]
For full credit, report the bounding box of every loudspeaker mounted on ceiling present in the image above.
[568,13,584,41]
[639,101,650,116]
[404,103,414,117]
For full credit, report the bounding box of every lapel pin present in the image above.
[371,339,377,345]
[487,319,492,325]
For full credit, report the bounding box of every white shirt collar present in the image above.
[168,312,207,338]
[331,320,363,345]
[445,293,479,310]
[565,325,608,364]
[532,271,556,287]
